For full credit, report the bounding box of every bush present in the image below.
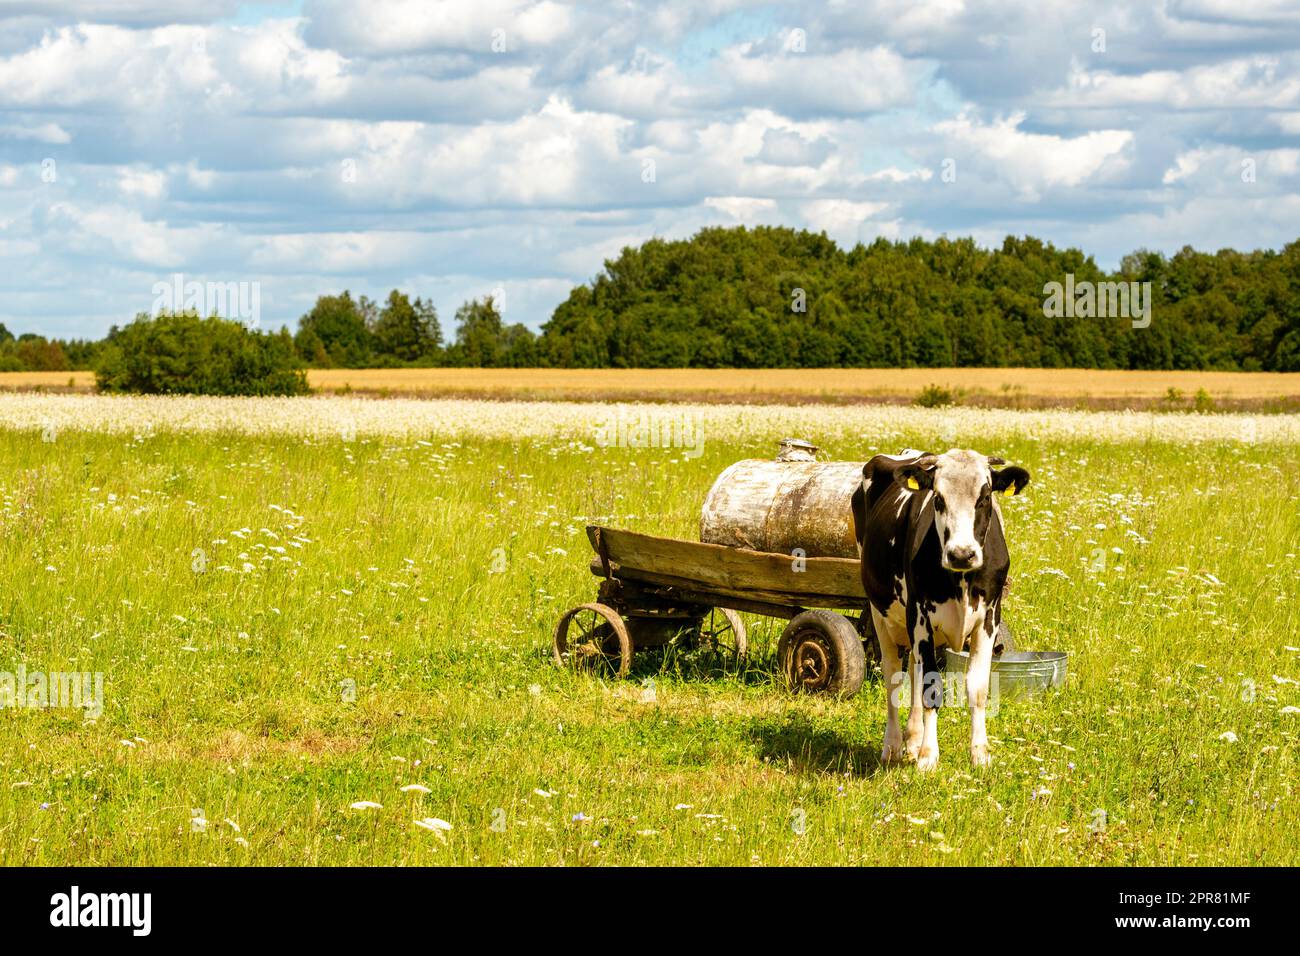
[95,312,309,396]
[914,383,959,408]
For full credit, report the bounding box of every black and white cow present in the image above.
[851,449,1030,770]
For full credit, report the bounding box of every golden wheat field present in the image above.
[7,367,1300,408]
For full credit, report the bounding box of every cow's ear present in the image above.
[991,466,1030,496]
[897,456,937,492]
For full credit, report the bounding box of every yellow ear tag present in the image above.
[1003,486,1015,498]
[906,477,920,491]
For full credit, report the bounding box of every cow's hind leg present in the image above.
[967,614,996,768]
[872,608,906,764]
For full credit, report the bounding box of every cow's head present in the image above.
[897,450,1030,572]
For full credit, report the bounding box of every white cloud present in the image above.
[799,199,891,246]
[40,201,221,269]
[0,122,71,143]
[703,196,778,221]
[1073,192,1300,262]
[0,1,239,25]
[0,24,221,111]
[709,43,920,115]
[0,1,1296,337]
[1053,55,1300,110]
[755,128,834,167]
[117,166,167,199]
[303,0,575,56]
[576,51,689,119]
[1168,0,1300,26]
[1161,144,1300,188]
[1163,147,1213,184]
[865,0,968,36]
[864,166,933,183]
[935,111,1133,196]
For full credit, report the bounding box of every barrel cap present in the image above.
[776,438,819,462]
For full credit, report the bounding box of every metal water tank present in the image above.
[699,439,864,558]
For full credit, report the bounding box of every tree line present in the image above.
[291,290,538,368]
[534,228,1300,371]
[9,226,1300,378]
[280,229,1300,370]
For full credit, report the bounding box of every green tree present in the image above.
[14,336,69,371]
[502,323,538,367]
[530,224,1300,371]
[372,290,443,364]
[453,297,507,367]
[96,311,309,396]
[294,291,374,367]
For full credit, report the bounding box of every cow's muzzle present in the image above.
[943,544,981,572]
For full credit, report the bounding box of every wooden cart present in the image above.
[553,525,877,696]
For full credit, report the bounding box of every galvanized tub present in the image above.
[700,440,864,558]
[942,649,1068,700]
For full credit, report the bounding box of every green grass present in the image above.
[0,422,1296,866]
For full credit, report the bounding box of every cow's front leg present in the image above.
[873,610,906,764]
[915,632,946,775]
[966,616,996,768]
[905,642,924,762]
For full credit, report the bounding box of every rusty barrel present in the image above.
[699,442,864,558]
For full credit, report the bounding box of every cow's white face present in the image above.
[898,449,1029,573]
[929,450,992,571]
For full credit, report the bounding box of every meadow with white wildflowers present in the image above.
[0,393,1297,865]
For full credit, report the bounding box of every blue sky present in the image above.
[1,0,1299,338]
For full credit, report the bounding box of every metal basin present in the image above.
[942,648,1067,700]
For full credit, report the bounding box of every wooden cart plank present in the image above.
[590,556,868,609]
[588,563,833,617]
[587,525,866,604]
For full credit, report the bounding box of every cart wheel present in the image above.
[553,603,633,678]
[778,610,865,697]
[692,607,748,660]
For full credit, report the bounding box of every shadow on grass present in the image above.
[746,712,882,778]
[539,630,781,686]
[540,635,890,691]
[531,642,773,685]
[631,641,778,686]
